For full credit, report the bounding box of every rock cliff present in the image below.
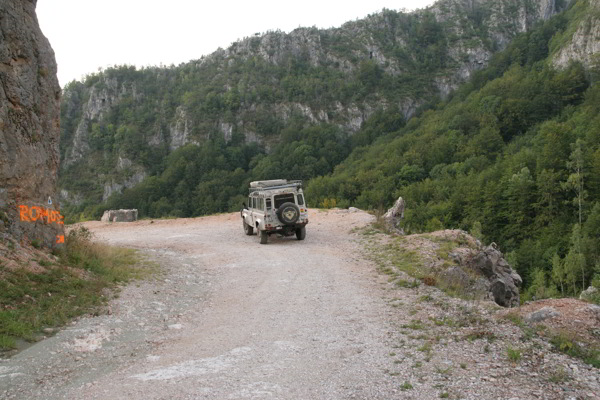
[0,0,64,247]
[553,0,600,69]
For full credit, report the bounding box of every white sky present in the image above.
[37,0,437,87]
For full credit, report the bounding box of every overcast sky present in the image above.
[37,0,437,87]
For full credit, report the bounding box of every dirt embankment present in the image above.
[1,209,598,400]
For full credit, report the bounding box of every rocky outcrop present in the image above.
[553,0,600,69]
[0,0,64,247]
[467,243,523,307]
[402,231,521,307]
[430,0,563,96]
[524,306,560,323]
[169,106,194,150]
[102,171,147,201]
[101,209,138,222]
[383,196,405,234]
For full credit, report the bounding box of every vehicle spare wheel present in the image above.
[277,202,300,224]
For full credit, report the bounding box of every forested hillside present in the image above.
[58,0,600,298]
[307,0,600,298]
[59,0,561,218]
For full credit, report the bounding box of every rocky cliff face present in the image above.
[58,0,562,208]
[0,0,64,247]
[553,0,600,69]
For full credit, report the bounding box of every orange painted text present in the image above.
[18,205,64,225]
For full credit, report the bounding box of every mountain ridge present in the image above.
[58,0,563,209]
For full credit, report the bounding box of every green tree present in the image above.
[563,139,587,225]
[551,253,566,296]
[564,224,586,294]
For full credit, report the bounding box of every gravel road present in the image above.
[0,209,404,399]
[1,209,598,400]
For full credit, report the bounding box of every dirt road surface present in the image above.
[1,209,404,399]
[1,209,599,400]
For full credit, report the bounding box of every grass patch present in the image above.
[400,382,413,391]
[506,346,522,363]
[435,365,452,375]
[430,316,457,327]
[419,294,434,302]
[418,342,433,353]
[403,319,426,330]
[396,279,421,288]
[548,366,571,383]
[0,227,153,351]
[464,330,496,342]
[503,313,599,368]
[550,332,600,368]
[501,312,526,327]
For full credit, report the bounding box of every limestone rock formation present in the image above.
[553,0,600,70]
[101,209,138,222]
[383,196,405,234]
[0,0,63,247]
[402,230,522,307]
[468,244,523,307]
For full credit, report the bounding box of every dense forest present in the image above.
[59,0,600,300]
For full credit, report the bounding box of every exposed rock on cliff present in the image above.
[382,196,405,234]
[398,230,522,307]
[467,243,522,307]
[553,0,600,69]
[0,0,63,247]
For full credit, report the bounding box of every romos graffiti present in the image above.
[18,204,65,244]
[19,205,64,225]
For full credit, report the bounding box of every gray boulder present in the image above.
[101,209,138,222]
[525,307,560,323]
[383,196,405,234]
[468,244,522,307]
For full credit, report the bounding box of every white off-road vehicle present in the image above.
[241,179,308,244]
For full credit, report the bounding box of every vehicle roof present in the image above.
[249,180,303,195]
[250,186,303,196]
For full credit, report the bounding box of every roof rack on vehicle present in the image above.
[249,179,303,192]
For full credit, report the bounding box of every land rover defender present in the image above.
[241,179,308,244]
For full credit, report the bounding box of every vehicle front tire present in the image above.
[259,229,268,244]
[296,226,306,240]
[243,220,254,235]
